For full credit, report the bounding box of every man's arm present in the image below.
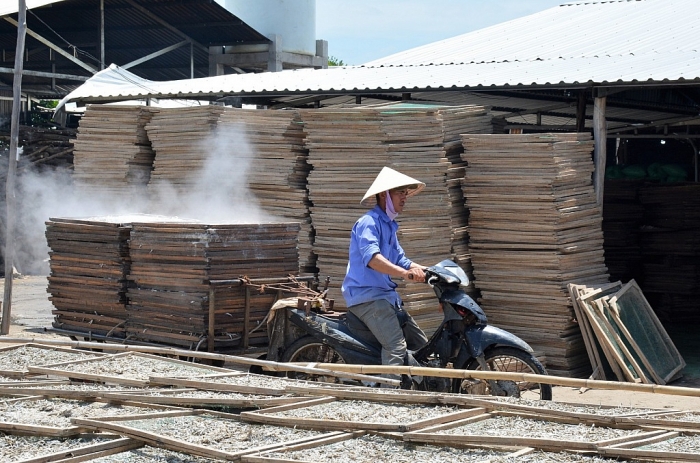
[368,254,426,282]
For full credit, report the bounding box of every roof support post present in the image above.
[2,0,27,336]
[99,0,105,70]
[593,94,607,209]
[209,46,224,76]
[268,34,282,72]
[576,90,587,132]
[315,39,328,69]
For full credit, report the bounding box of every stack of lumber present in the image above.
[637,183,700,323]
[217,108,314,273]
[71,105,157,198]
[12,125,76,173]
[602,179,645,283]
[569,280,685,384]
[301,103,491,335]
[126,221,301,349]
[145,105,225,199]
[460,133,610,377]
[45,217,131,338]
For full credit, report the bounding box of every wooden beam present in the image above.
[2,0,27,336]
[0,66,89,81]
[576,90,587,131]
[593,95,607,207]
[99,0,105,70]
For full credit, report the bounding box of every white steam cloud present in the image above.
[3,121,276,275]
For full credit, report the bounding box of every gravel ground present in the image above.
[256,434,511,462]
[88,445,220,462]
[113,413,327,453]
[2,277,700,462]
[486,396,661,417]
[0,434,113,462]
[636,434,700,453]
[34,352,228,382]
[0,344,103,374]
[270,399,461,424]
[436,415,645,442]
[0,397,161,428]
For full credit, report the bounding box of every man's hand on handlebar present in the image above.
[405,267,426,283]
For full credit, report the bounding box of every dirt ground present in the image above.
[3,275,700,412]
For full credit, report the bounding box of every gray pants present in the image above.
[348,299,428,382]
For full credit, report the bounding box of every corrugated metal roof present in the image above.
[0,0,269,91]
[364,0,700,67]
[58,50,700,107]
[57,0,700,104]
[55,0,700,133]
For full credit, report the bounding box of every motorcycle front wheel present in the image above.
[452,346,553,401]
[279,336,347,383]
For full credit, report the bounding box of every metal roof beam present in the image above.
[0,66,88,81]
[607,115,700,134]
[497,102,574,119]
[4,16,97,73]
[121,0,208,54]
[121,39,189,70]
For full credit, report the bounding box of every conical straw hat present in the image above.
[361,166,425,205]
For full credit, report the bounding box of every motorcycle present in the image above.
[274,259,552,400]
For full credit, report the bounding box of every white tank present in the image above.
[223,0,316,56]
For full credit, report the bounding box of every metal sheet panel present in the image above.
[365,0,700,66]
[58,51,700,108]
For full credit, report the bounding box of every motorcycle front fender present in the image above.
[463,324,534,358]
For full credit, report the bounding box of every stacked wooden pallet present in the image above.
[302,103,491,334]
[637,183,700,323]
[71,105,157,198]
[461,133,610,377]
[145,105,225,199]
[45,217,131,338]
[217,108,314,273]
[126,221,301,349]
[602,179,645,283]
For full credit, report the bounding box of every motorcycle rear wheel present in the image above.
[279,336,347,383]
[452,346,553,401]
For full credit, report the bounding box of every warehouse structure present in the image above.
[3,0,700,377]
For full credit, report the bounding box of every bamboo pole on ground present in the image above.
[2,338,700,396]
[310,363,700,397]
[0,338,399,386]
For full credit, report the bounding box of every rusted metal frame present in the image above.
[244,285,251,349]
[209,276,315,287]
[207,276,316,351]
[208,287,216,352]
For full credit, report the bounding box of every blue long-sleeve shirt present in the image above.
[341,205,412,307]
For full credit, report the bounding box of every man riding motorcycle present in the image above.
[341,166,429,386]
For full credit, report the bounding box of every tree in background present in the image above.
[328,56,345,66]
